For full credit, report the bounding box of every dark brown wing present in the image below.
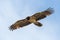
[9,19,31,31]
[32,8,54,21]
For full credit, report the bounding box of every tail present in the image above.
[34,22,42,27]
[42,7,54,16]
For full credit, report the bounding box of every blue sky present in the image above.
[0,0,60,40]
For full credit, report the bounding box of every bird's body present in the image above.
[9,8,54,31]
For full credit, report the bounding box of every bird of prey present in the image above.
[9,8,54,31]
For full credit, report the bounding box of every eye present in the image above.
[26,16,30,20]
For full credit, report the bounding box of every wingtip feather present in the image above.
[45,7,54,15]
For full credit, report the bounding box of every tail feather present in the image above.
[34,22,42,27]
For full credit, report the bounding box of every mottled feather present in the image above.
[9,19,31,31]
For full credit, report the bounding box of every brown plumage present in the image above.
[9,8,54,31]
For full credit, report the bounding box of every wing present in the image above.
[32,8,54,21]
[9,19,31,31]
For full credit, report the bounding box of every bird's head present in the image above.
[26,16,30,20]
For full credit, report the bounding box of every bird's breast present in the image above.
[28,16,36,23]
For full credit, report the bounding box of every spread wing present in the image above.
[9,19,31,31]
[32,8,54,21]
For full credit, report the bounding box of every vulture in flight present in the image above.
[9,8,54,31]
